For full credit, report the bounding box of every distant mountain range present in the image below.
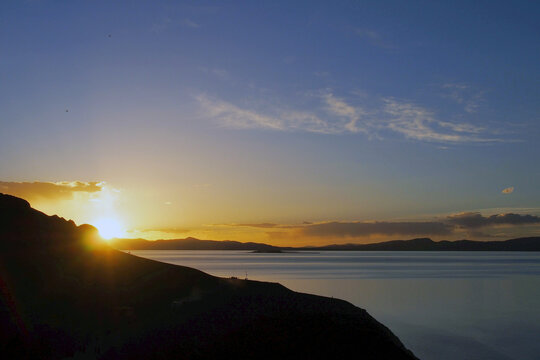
[113,237,281,251]
[113,236,540,251]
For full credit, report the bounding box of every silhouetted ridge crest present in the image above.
[0,192,99,249]
[0,193,31,210]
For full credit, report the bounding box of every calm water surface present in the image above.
[129,251,540,360]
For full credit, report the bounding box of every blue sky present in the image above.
[1,1,539,244]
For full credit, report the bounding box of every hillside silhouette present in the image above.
[0,193,417,359]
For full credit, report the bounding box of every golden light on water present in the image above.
[92,217,125,240]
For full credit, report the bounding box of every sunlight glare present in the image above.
[92,217,125,240]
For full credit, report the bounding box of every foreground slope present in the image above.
[0,194,417,359]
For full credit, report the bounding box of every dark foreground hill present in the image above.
[0,194,417,360]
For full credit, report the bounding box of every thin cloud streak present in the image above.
[197,95,343,134]
[217,223,278,229]
[355,29,396,49]
[441,83,485,114]
[382,98,493,143]
[181,19,201,28]
[133,227,192,234]
[197,95,285,131]
[323,93,366,133]
[198,92,505,143]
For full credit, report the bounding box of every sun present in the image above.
[92,217,125,240]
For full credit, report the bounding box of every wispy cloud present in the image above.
[217,223,279,229]
[382,98,492,143]
[355,29,396,49]
[441,83,485,113]
[181,18,201,28]
[198,91,506,143]
[133,227,192,234]
[197,95,285,131]
[197,95,343,134]
[322,93,366,133]
[152,16,201,33]
[199,67,230,80]
[151,17,172,33]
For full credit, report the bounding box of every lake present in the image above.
[128,250,540,360]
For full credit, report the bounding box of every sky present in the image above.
[1,1,539,245]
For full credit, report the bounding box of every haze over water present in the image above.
[130,250,540,360]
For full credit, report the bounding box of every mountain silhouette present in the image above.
[114,236,282,251]
[113,235,540,251]
[303,237,540,251]
[0,193,417,359]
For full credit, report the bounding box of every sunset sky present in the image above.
[1,1,539,245]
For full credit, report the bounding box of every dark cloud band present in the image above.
[447,212,540,228]
[300,221,452,237]
[221,211,540,239]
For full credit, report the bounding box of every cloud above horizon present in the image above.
[217,211,540,240]
[131,227,192,235]
[232,223,279,228]
[299,220,452,237]
[198,90,504,143]
[0,181,104,202]
[447,212,540,229]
